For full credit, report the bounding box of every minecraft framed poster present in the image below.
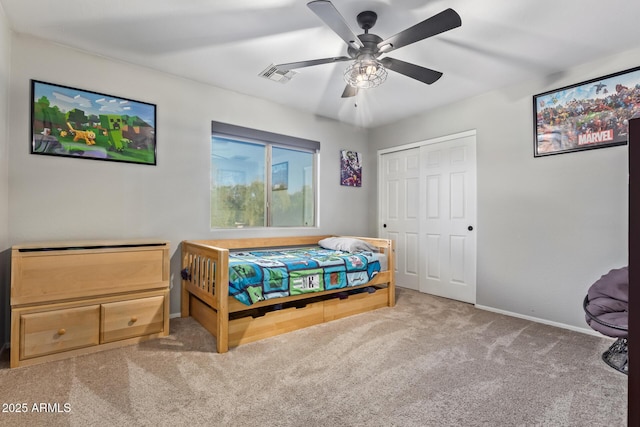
[533,66,640,157]
[31,80,157,165]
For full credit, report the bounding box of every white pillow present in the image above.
[318,237,377,253]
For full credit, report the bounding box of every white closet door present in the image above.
[379,148,420,290]
[420,134,477,303]
[379,131,477,303]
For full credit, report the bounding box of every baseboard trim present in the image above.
[474,304,606,338]
[169,312,181,319]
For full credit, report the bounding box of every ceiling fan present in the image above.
[270,0,462,98]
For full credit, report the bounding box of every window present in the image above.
[210,122,318,229]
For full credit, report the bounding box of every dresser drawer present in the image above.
[101,296,165,343]
[20,305,100,360]
[12,246,168,305]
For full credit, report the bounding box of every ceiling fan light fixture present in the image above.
[344,57,387,89]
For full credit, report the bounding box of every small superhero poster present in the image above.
[340,150,362,187]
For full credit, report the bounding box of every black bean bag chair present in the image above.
[583,266,628,374]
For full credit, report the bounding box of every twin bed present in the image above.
[180,235,395,352]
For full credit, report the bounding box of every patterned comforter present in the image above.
[228,246,381,305]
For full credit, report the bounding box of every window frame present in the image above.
[211,121,319,229]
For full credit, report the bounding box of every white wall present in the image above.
[7,34,372,318]
[0,4,12,347]
[370,49,635,332]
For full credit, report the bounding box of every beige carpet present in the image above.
[0,288,627,426]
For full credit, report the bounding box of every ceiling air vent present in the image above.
[259,64,297,83]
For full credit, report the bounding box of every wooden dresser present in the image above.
[10,240,170,368]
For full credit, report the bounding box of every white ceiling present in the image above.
[2,0,639,128]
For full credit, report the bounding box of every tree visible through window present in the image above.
[210,122,318,229]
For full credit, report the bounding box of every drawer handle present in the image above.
[57,328,66,336]
[130,316,138,323]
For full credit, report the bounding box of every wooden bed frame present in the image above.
[180,235,395,353]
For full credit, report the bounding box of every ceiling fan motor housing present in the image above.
[348,33,383,59]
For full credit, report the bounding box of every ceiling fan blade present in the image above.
[341,84,358,98]
[307,0,364,49]
[380,57,443,85]
[377,8,461,53]
[277,56,352,71]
